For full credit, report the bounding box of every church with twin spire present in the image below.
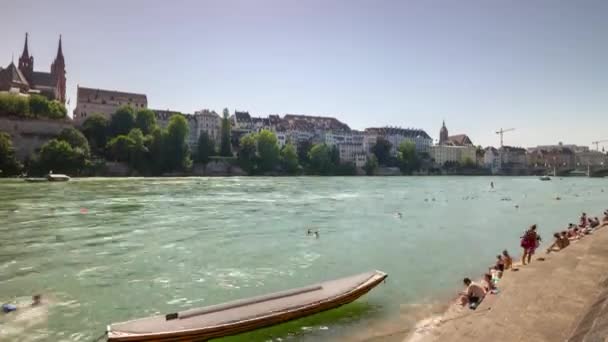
[0,33,66,104]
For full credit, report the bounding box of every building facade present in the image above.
[194,109,221,146]
[73,86,148,125]
[364,127,432,155]
[429,145,476,167]
[0,33,66,103]
[484,147,500,174]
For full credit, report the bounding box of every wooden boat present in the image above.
[47,173,70,182]
[107,270,387,341]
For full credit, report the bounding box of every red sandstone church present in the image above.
[0,33,66,104]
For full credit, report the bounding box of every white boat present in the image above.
[47,174,70,182]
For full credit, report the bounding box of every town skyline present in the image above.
[2,0,607,148]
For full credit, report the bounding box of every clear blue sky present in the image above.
[2,0,607,147]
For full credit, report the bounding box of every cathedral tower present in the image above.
[51,35,66,104]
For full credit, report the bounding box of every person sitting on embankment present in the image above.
[459,278,486,309]
[546,232,569,253]
[502,250,513,270]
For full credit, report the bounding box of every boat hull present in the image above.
[108,271,387,341]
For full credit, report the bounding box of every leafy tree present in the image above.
[330,145,340,165]
[462,156,477,168]
[364,155,378,176]
[219,108,232,156]
[0,93,29,117]
[196,131,215,164]
[164,114,191,171]
[397,140,419,174]
[257,129,280,172]
[38,139,87,175]
[308,144,333,175]
[127,129,148,171]
[82,114,109,154]
[58,127,90,156]
[372,137,392,165]
[29,95,49,118]
[146,127,165,175]
[109,106,136,136]
[106,135,134,162]
[280,143,299,174]
[238,133,257,174]
[47,100,67,119]
[297,139,312,167]
[135,109,157,135]
[0,132,21,176]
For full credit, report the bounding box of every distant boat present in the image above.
[47,174,70,182]
[24,178,47,183]
[540,176,551,181]
[107,270,388,341]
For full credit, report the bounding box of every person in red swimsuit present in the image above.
[520,224,538,265]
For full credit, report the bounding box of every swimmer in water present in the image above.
[490,181,494,189]
[2,295,42,313]
[307,229,312,236]
[314,231,319,238]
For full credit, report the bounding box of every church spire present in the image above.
[55,35,64,61]
[18,32,34,81]
[21,32,30,59]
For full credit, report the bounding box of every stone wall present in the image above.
[0,117,74,160]
[192,160,246,176]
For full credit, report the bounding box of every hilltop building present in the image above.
[73,86,148,125]
[438,121,473,146]
[0,33,66,103]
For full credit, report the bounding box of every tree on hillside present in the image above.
[135,109,157,135]
[47,100,67,119]
[280,143,299,175]
[330,145,340,164]
[257,129,280,172]
[196,132,215,164]
[82,114,109,154]
[219,108,232,156]
[29,95,49,118]
[0,93,29,117]
[397,140,419,174]
[58,127,90,156]
[106,135,134,162]
[238,133,257,175]
[164,114,191,171]
[146,127,165,175]
[38,139,87,175]
[110,106,135,136]
[0,132,21,176]
[372,137,392,165]
[308,144,333,175]
[297,140,312,167]
[364,155,378,176]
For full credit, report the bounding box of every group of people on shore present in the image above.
[459,210,608,310]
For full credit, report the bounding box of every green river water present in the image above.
[0,177,606,341]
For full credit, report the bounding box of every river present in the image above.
[0,177,606,341]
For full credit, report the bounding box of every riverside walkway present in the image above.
[410,221,608,342]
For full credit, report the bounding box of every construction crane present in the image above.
[591,139,608,151]
[495,128,515,147]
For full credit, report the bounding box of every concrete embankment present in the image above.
[407,220,608,342]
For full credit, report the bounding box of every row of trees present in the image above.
[0,94,67,119]
[370,137,421,175]
[217,129,359,175]
[82,106,192,175]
